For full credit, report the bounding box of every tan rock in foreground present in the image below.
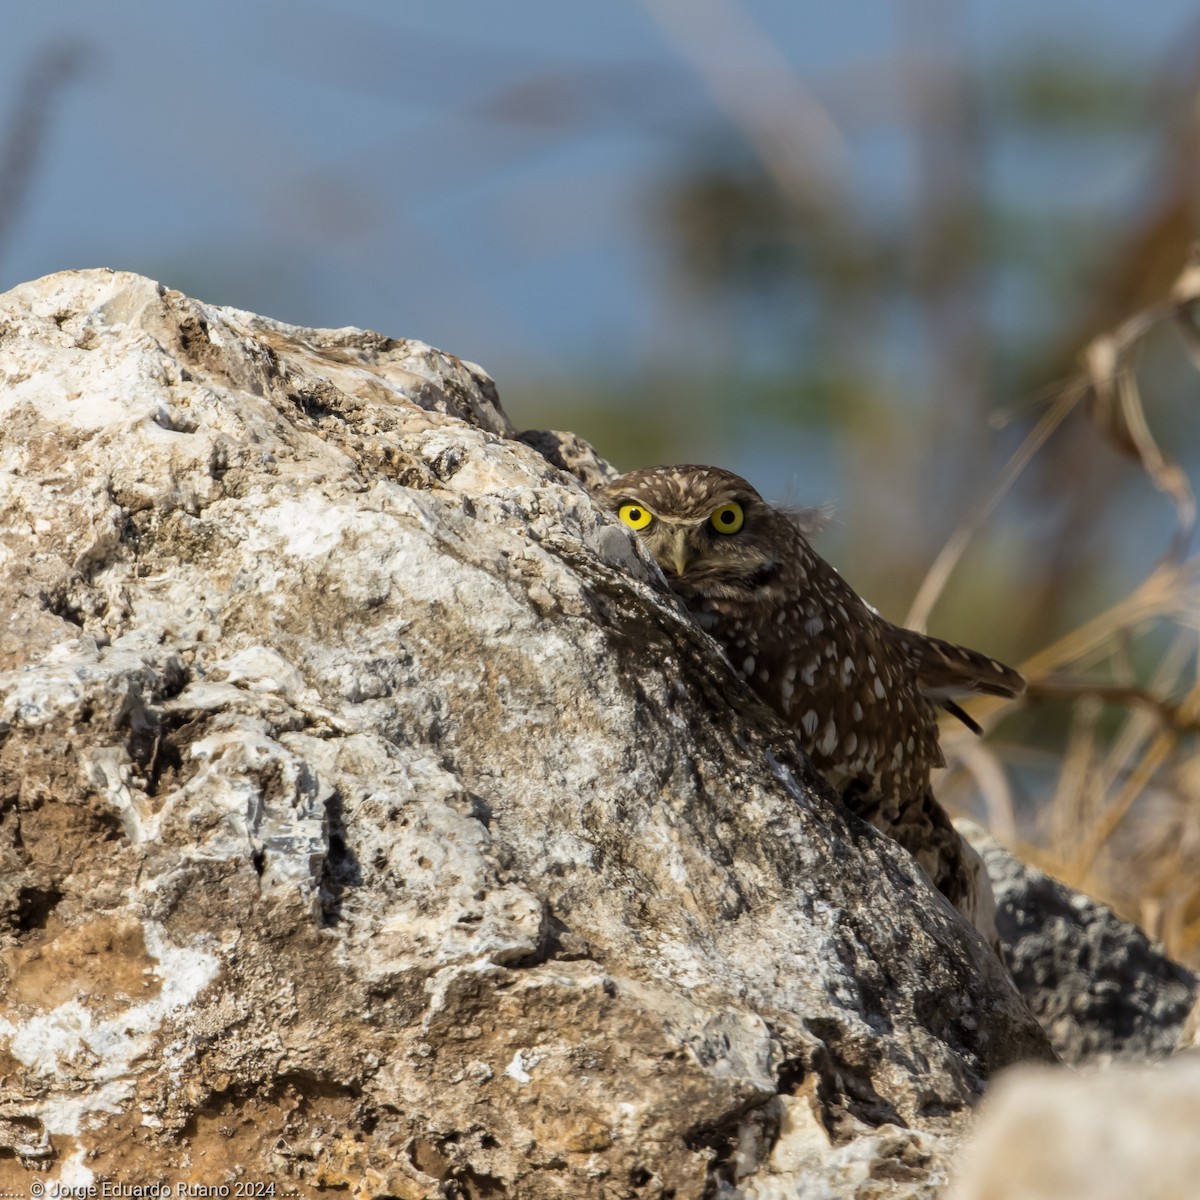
[0,270,1050,1197]
[949,1056,1200,1200]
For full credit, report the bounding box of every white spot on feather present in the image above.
[818,720,838,757]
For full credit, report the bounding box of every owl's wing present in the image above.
[892,627,1025,735]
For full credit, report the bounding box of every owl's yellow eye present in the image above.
[619,503,654,531]
[710,501,745,535]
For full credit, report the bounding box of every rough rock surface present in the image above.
[0,270,1051,1197]
[948,1056,1200,1200]
[963,824,1199,1065]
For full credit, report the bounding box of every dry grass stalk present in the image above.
[929,248,1200,963]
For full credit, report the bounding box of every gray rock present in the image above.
[963,824,1199,1064]
[517,427,618,492]
[0,270,1052,1197]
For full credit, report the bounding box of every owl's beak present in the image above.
[669,528,691,577]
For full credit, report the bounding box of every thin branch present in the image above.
[1090,325,1196,560]
[906,379,1085,630]
[1044,694,1101,854]
[1017,559,1199,679]
[1026,677,1200,734]
[911,247,1200,631]
[1070,730,1174,880]
[1091,629,1194,809]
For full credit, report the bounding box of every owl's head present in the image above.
[601,464,793,596]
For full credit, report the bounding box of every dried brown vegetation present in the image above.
[937,251,1200,965]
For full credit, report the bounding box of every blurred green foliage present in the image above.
[996,50,1152,129]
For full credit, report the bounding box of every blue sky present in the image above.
[3,0,1194,389]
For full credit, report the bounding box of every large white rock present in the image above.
[0,270,1049,1196]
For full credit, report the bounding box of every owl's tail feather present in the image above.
[894,627,1025,696]
[939,697,984,736]
[891,627,1025,734]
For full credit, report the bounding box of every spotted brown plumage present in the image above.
[601,464,1024,936]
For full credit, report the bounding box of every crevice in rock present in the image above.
[698,1109,780,1200]
[287,379,351,425]
[409,1134,510,1198]
[14,885,62,934]
[39,583,86,628]
[472,893,596,973]
[176,310,212,358]
[442,1164,509,1199]
[319,789,362,926]
[271,1071,364,1102]
[128,706,195,798]
[0,1113,50,1161]
[801,1019,906,1134]
[687,1096,769,1196]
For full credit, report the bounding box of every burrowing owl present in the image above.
[602,464,1024,936]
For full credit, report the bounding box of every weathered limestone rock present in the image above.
[963,824,1199,1064]
[0,270,1051,1197]
[948,1056,1200,1200]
